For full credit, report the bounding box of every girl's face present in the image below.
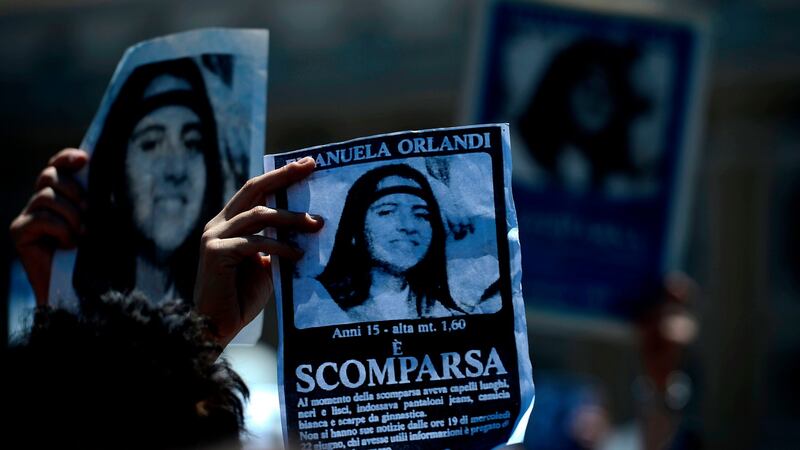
[569,67,614,135]
[125,105,207,253]
[364,181,433,273]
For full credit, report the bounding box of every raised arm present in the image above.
[10,148,89,305]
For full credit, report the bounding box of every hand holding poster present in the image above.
[46,28,268,343]
[266,124,534,449]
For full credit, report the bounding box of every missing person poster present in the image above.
[466,1,707,319]
[266,124,534,449]
[47,28,268,343]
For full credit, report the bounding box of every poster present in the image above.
[266,124,534,449]
[466,1,707,319]
[46,28,268,343]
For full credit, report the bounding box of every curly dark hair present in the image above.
[2,291,248,449]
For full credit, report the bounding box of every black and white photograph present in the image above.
[269,125,534,449]
[512,36,669,198]
[48,29,268,307]
[472,1,696,200]
[285,153,502,329]
[468,1,706,318]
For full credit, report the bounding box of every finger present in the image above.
[215,206,323,239]
[27,187,83,234]
[16,210,77,249]
[256,253,272,269]
[211,235,304,261]
[48,148,89,171]
[34,166,86,209]
[223,157,315,218]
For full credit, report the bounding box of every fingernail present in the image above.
[297,156,314,166]
[309,214,324,224]
[259,255,271,268]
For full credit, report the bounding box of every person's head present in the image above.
[75,57,223,302]
[126,85,209,253]
[2,291,247,449]
[364,175,434,273]
[517,38,650,186]
[317,164,459,315]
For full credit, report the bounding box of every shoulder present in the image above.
[465,294,502,315]
[293,278,351,328]
[421,298,465,319]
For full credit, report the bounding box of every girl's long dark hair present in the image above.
[317,164,460,316]
[73,57,223,304]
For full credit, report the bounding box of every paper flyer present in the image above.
[47,28,268,343]
[266,124,534,449]
[466,1,707,319]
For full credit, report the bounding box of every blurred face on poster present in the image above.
[568,67,615,135]
[517,38,653,195]
[73,56,226,303]
[126,103,207,253]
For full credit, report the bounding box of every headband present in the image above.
[369,177,427,204]
[131,90,205,125]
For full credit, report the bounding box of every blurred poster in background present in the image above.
[466,0,707,320]
[46,28,268,343]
